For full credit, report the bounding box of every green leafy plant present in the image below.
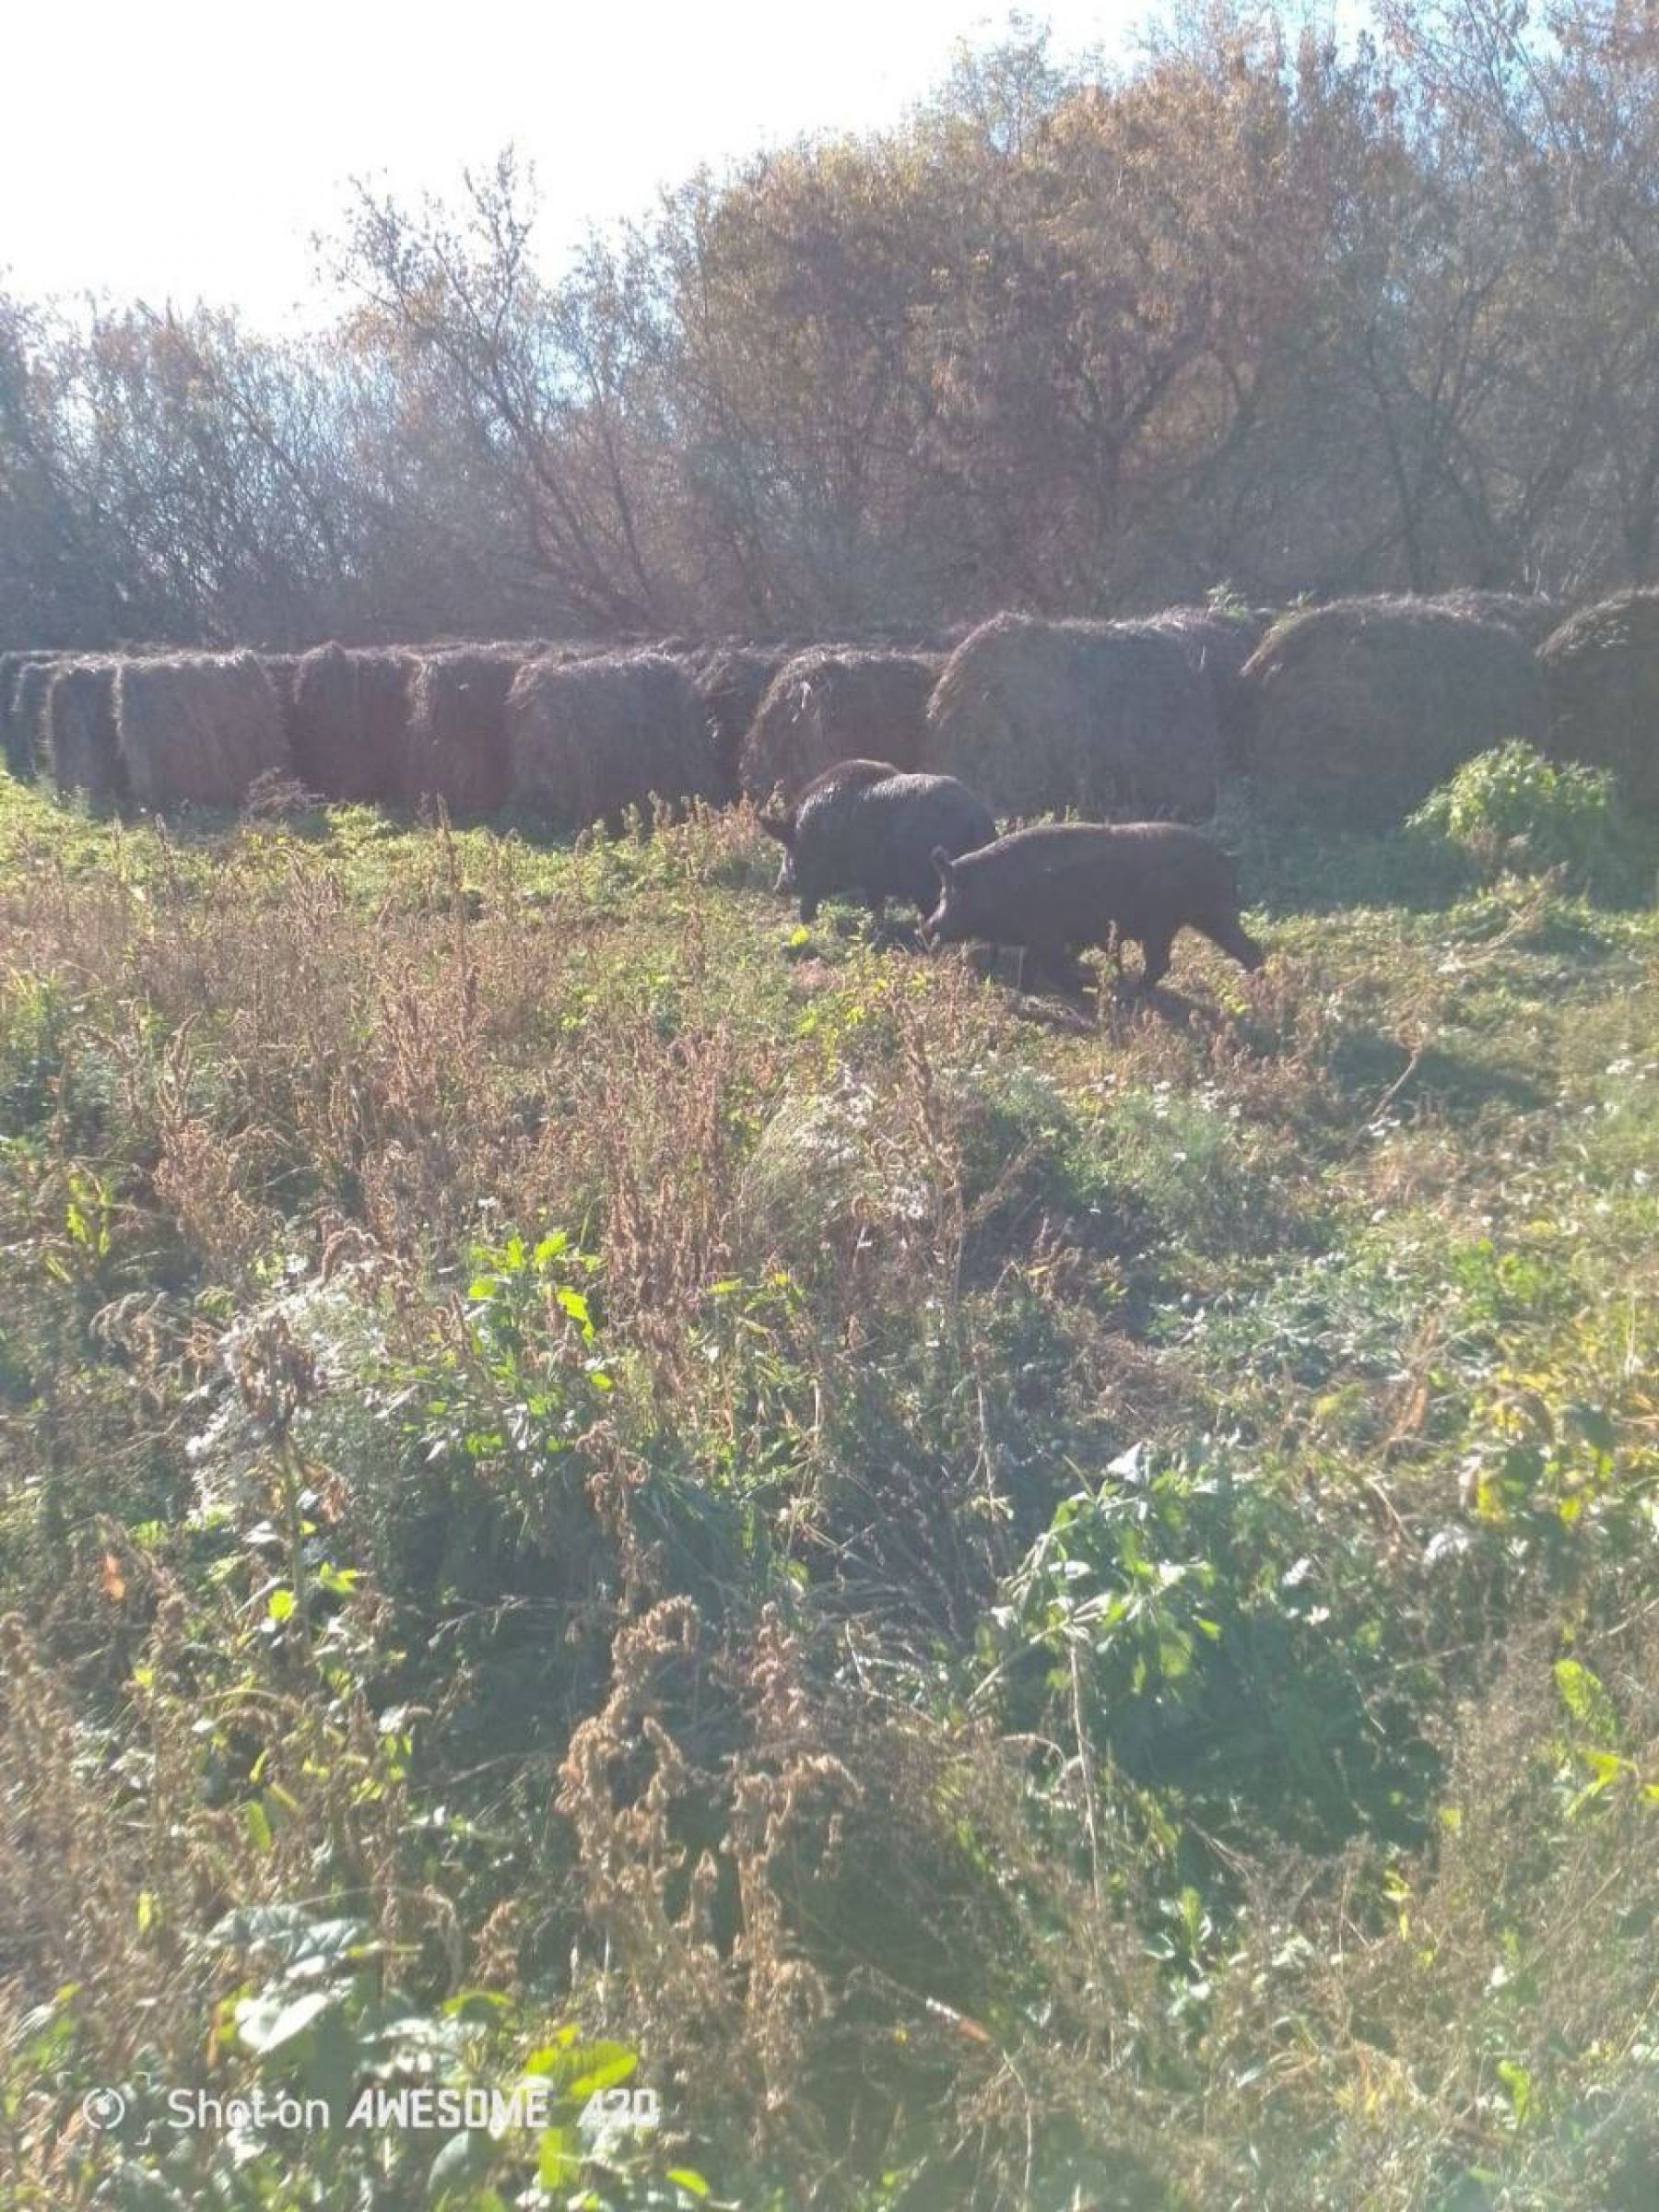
[986,1442,1438,1847]
[1408,742,1632,890]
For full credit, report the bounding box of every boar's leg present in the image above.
[1138,930,1174,990]
[1024,940,1086,994]
[1201,915,1265,972]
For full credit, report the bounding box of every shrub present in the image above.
[987,1441,1441,1848]
[1408,740,1632,890]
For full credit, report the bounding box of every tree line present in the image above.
[3,0,1656,651]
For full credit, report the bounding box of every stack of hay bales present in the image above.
[403,646,522,814]
[1240,597,1546,825]
[114,653,289,809]
[1537,589,1659,813]
[288,644,416,804]
[920,613,1222,821]
[0,652,33,775]
[4,657,60,780]
[739,649,941,801]
[1430,589,1564,647]
[1141,606,1266,770]
[47,661,124,803]
[258,653,302,731]
[505,652,715,831]
[694,646,792,798]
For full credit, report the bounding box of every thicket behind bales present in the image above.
[1538,589,1659,814]
[921,612,1221,820]
[1142,606,1265,770]
[404,648,521,814]
[288,645,416,803]
[739,649,941,801]
[505,653,716,831]
[1241,599,1545,824]
[47,661,123,802]
[5,659,58,779]
[115,653,288,810]
[694,647,791,797]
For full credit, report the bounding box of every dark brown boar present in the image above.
[760,761,996,923]
[759,759,900,900]
[924,820,1263,989]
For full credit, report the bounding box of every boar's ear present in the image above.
[931,846,957,885]
[757,806,794,845]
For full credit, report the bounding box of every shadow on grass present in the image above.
[1330,1030,1552,1116]
[1224,806,1659,922]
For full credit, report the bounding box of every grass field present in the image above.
[1,773,1657,2209]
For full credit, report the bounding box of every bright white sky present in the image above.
[2,0,1138,327]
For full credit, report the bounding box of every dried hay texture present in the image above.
[0,652,27,747]
[47,661,124,802]
[1140,606,1265,771]
[505,653,717,831]
[1538,589,1659,814]
[1430,590,1564,646]
[115,653,289,810]
[3,654,59,778]
[258,653,302,728]
[1241,597,1546,824]
[694,647,792,798]
[404,649,521,814]
[739,650,942,802]
[288,644,416,803]
[919,612,1221,821]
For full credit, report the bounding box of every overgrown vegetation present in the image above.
[1,774,1655,2207]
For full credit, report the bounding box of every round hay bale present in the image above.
[6,658,59,781]
[1430,590,1564,647]
[0,652,34,774]
[115,653,289,811]
[1140,606,1265,771]
[1241,598,1545,825]
[47,660,124,802]
[288,644,415,803]
[505,653,717,832]
[694,646,792,799]
[919,613,1221,821]
[404,648,520,814]
[258,653,302,728]
[739,649,941,802]
[1538,589,1659,813]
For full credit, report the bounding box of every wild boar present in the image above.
[923,820,1263,989]
[760,762,996,924]
[760,759,897,900]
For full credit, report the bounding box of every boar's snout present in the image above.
[922,846,966,947]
